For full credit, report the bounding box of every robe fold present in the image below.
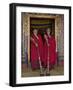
[43,34,57,68]
[30,34,43,69]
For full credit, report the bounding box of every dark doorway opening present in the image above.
[30,17,55,38]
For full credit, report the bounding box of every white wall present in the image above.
[0,0,72,89]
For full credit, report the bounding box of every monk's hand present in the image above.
[39,56,40,60]
[35,43,38,47]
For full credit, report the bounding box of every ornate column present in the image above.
[22,14,29,64]
[55,15,64,62]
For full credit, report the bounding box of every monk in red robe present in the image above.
[30,29,44,75]
[43,28,57,75]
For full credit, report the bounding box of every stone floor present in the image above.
[21,65,64,77]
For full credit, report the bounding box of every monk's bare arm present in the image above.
[44,34,49,47]
[30,37,38,47]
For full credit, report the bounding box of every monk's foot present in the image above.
[46,73,50,76]
[46,69,50,76]
[40,73,44,76]
[40,70,44,76]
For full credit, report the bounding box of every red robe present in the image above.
[30,34,43,69]
[43,34,57,68]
